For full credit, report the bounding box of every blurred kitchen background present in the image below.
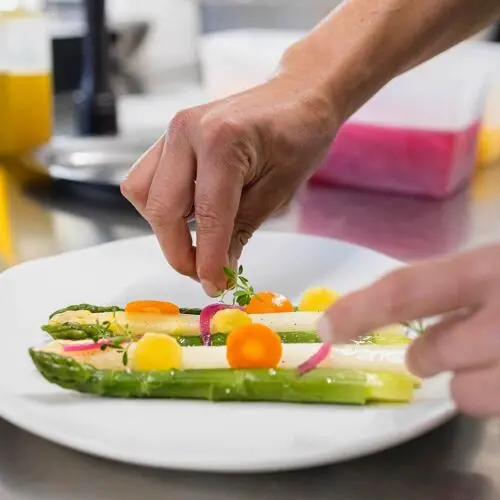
[3,0,500,270]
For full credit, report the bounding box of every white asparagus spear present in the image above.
[39,339,414,378]
[49,309,409,339]
[49,310,323,335]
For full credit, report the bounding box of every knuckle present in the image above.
[195,199,224,232]
[200,113,244,149]
[144,195,170,228]
[119,176,134,199]
[120,174,145,206]
[167,109,192,139]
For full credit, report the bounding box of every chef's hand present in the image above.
[121,0,500,297]
[318,244,500,417]
[121,72,339,296]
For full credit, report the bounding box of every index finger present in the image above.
[145,121,197,279]
[194,148,244,296]
[319,250,492,344]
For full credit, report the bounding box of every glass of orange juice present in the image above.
[0,0,53,157]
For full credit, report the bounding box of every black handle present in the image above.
[74,0,118,136]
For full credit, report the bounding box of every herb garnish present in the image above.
[122,349,129,366]
[96,323,134,367]
[220,265,256,306]
[402,320,425,337]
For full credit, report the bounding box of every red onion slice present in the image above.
[297,342,332,376]
[62,339,109,353]
[199,304,242,346]
[61,337,133,353]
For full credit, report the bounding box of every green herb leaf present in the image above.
[223,266,234,279]
[219,264,256,306]
[122,350,129,366]
[108,336,129,348]
[236,295,249,306]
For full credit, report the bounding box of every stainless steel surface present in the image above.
[38,75,204,185]
[2,153,500,497]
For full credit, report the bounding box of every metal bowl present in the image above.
[36,135,154,185]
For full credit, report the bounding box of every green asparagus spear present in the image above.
[42,323,321,345]
[49,304,202,320]
[42,322,411,348]
[42,322,114,341]
[49,304,124,319]
[176,331,321,346]
[29,350,414,403]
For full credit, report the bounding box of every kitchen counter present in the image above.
[2,112,500,499]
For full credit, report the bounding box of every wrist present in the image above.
[278,0,500,127]
[277,26,386,126]
[276,38,351,128]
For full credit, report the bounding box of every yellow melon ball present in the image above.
[298,287,340,312]
[211,309,252,334]
[131,333,182,371]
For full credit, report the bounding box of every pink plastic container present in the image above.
[309,42,497,199]
[312,121,480,198]
[199,31,499,198]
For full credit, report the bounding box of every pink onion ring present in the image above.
[199,304,242,346]
[62,339,109,352]
[297,342,332,376]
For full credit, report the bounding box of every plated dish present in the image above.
[31,266,420,406]
[0,233,454,471]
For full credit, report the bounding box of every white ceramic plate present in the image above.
[0,232,454,472]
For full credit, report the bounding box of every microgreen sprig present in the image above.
[220,265,256,307]
[98,322,134,367]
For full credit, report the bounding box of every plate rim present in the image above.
[0,392,455,473]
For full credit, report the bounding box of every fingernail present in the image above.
[317,315,334,343]
[201,280,219,298]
